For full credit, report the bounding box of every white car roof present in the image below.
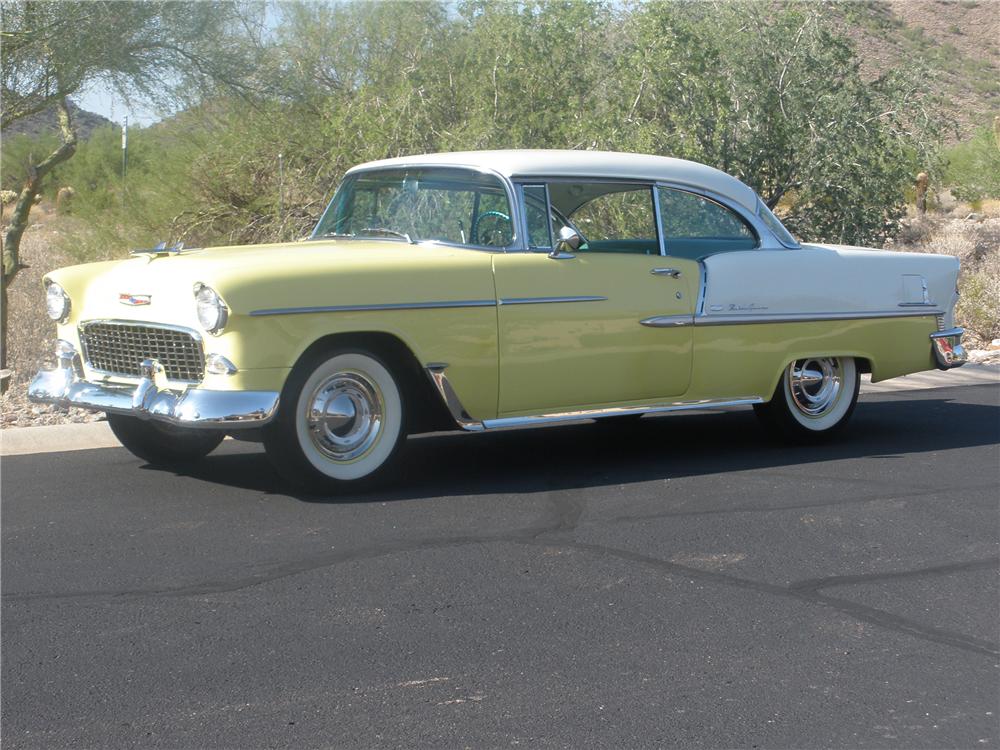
[347,149,760,212]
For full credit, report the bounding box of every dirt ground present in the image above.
[2,199,998,429]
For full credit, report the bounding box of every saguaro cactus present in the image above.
[915,172,929,215]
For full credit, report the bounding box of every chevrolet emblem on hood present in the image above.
[119,293,152,306]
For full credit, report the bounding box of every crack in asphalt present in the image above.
[598,482,999,526]
[4,491,997,660]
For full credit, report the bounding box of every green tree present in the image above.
[0,0,263,389]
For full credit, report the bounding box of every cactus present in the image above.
[915,172,929,215]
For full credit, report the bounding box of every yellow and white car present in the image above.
[30,150,968,489]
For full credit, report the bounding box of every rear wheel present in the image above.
[263,349,406,492]
[107,413,224,465]
[753,356,860,442]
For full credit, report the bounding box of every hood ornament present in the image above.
[129,241,187,257]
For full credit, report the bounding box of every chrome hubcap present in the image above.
[305,371,383,461]
[788,357,843,417]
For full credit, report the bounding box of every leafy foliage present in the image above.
[6,0,952,252]
[943,124,1000,202]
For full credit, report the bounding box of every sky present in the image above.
[75,86,166,128]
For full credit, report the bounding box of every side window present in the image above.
[549,183,659,255]
[658,188,757,259]
[523,184,552,249]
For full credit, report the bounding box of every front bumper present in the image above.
[28,344,279,429]
[930,327,968,369]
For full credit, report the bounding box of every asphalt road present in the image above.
[3,384,999,749]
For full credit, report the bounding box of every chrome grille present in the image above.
[79,321,204,381]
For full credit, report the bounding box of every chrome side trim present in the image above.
[424,363,485,431]
[640,315,694,328]
[898,301,938,307]
[250,299,497,317]
[482,397,763,429]
[693,309,942,326]
[499,296,607,306]
[423,359,762,433]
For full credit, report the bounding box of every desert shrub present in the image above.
[944,124,1000,202]
[956,254,1000,343]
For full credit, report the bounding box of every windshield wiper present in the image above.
[356,227,414,243]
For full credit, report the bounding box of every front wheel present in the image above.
[107,413,225,465]
[263,349,407,492]
[753,356,860,443]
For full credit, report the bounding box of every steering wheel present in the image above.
[470,210,512,246]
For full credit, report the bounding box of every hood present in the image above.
[47,239,496,328]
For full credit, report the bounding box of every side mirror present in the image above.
[550,226,582,259]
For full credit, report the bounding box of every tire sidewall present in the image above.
[266,348,407,489]
[781,356,858,433]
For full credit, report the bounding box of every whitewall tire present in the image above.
[264,349,407,491]
[754,356,860,442]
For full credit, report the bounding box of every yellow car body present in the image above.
[29,150,968,488]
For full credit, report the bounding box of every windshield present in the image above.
[312,167,514,248]
[756,198,799,248]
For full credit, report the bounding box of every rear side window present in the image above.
[658,188,757,259]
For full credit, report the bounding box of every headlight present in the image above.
[193,283,228,334]
[45,281,70,322]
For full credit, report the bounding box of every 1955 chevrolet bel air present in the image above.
[30,150,968,490]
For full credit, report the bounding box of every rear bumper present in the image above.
[930,327,968,370]
[28,343,279,429]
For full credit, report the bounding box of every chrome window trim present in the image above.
[651,184,667,257]
[316,163,525,252]
[512,178,658,256]
[519,183,556,251]
[78,319,205,385]
[655,181,787,251]
[250,299,497,317]
[655,182,763,252]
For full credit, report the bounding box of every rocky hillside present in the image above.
[3,100,115,141]
[840,0,999,141]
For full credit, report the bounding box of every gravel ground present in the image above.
[2,204,997,429]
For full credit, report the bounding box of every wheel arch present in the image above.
[288,331,455,433]
[763,353,872,402]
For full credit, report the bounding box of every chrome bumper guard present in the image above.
[930,327,968,370]
[28,344,279,429]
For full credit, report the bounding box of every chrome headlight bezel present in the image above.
[45,280,71,322]
[193,283,229,335]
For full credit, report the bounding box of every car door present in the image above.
[493,183,698,416]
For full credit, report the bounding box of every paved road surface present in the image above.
[3,384,998,748]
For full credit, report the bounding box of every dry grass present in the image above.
[887,200,1000,349]
[1,203,105,427]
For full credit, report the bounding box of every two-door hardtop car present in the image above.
[30,150,968,489]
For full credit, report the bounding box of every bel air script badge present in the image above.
[119,293,152,306]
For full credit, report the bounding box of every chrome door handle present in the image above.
[651,267,682,278]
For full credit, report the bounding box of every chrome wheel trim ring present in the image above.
[787,357,843,418]
[304,370,383,462]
